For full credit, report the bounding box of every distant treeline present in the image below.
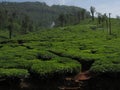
[0,2,90,38]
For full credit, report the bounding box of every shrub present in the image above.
[0,68,29,78]
[30,58,81,77]
[90,58,120,74]
[37,50,55,60]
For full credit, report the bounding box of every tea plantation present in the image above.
[0,19,120,80]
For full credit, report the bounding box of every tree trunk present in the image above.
[109,13,112,35]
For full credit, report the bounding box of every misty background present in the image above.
[0,0,120,17]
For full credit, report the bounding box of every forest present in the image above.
[0,1,120,90]
[0,2,91,40]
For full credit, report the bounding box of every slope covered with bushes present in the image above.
[0,19,120,79]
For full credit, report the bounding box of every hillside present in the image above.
[1,2,120,89]
[0,18,120,75]
[0,2,90,28]
[0,18,120,89]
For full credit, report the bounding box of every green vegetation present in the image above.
[11,18,120,77]
[0,2,120,80]
[0,68,29,78]
[0,2,90,40]
[0,45,81,79]
[31,58,81,77]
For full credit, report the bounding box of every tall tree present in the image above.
[97,12,102,24]
[81,9,86,20]
[21,15,30,34]
[108,13,112,35]
[8,17,13,39]
[77,11,81,23]
[58,14,66,27]
[90,6,95,21]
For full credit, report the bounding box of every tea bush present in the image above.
[0,68,29,78]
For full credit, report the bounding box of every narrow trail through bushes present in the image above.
[0,40,95,90]
[49,50,94,90]
[59,71,92,90]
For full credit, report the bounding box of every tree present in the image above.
[58,14,66,27]
[108,13,112,35]
[21,15,30,34]
[76,9,86,24]
[77,11,81,23]
[102,13,108,28]
[21,15,34,34]
[97,12,108,29]
[0,11,3,29]
[28,21,34,32]
[81,9,86,20]
[90,6,95,21]
[0,9,7,29]
[8,17,13,39]
[97,12,102,24]
[116,15,120,20]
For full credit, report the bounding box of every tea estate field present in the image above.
[0,19,120,79]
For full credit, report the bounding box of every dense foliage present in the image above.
[12,19,120,77]
[0,1,90,40]
[0,1,120,80]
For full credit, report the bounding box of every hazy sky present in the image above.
[1,0,120,17]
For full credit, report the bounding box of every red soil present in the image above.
[74,71,91,81]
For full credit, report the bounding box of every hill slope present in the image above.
[0,2,90,27]
[0,19,120,79]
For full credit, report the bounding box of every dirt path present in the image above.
[59,71,91,90]
[74,71,91,81]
